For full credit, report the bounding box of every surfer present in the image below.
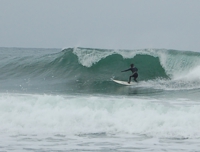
[121,64,138,83]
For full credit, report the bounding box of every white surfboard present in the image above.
[111,79,136,86]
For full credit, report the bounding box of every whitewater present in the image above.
[0,47,200,151]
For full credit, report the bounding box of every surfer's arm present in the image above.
[121,68,130,72]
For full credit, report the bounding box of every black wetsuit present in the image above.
[121,67,138,83]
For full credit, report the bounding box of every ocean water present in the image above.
[0,47,200,151]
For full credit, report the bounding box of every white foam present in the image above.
[173,65,200,81]
[73,48,114,67]
[1,93,200,138]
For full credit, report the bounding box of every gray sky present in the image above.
[1,0,200,51]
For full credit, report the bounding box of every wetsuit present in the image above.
[121,67,138,83]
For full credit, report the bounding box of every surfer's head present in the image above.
[130,64,134,67]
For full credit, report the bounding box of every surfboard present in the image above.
[111,79,136,86]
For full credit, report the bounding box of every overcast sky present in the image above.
[1,0,200,51]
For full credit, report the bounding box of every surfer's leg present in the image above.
[128,76,132,83]
[134,77,138,82]
[133,73,138,82]
[128,75,134,83]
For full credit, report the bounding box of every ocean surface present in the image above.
[1,47,200,151]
